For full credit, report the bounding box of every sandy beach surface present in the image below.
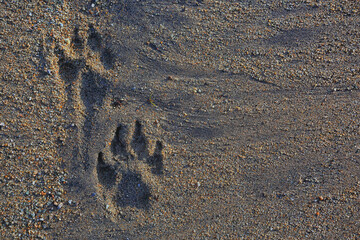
[1,0,359,239]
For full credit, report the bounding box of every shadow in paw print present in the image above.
[147,141,164,175]
[72,26,84,50]
[111,124,129,159]
[101,47,115,70]
[97,152,117,188]
[117,171,151,210]
[55,48,83,112]
[81,70,109,141]
[88,24,102,52]
[87,24,115,70]
[131,120,148,161]
[81,70,108,109]
[58,57,81,84]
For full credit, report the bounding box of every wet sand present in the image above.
[1,1,359,239]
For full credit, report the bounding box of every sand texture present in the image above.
[0,0,360,239]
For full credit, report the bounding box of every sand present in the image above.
[0,0,359,239]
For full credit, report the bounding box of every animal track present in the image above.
[87,24,115,69]
[51,25,115,166]
[55,24,113,112]
[48,24,165,216]
[97,120,164,210]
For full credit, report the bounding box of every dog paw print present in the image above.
[53,25,115,119]
[96,120,164,210]
[48,24,117,159]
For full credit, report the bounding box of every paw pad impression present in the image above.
[96,120,164,210]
